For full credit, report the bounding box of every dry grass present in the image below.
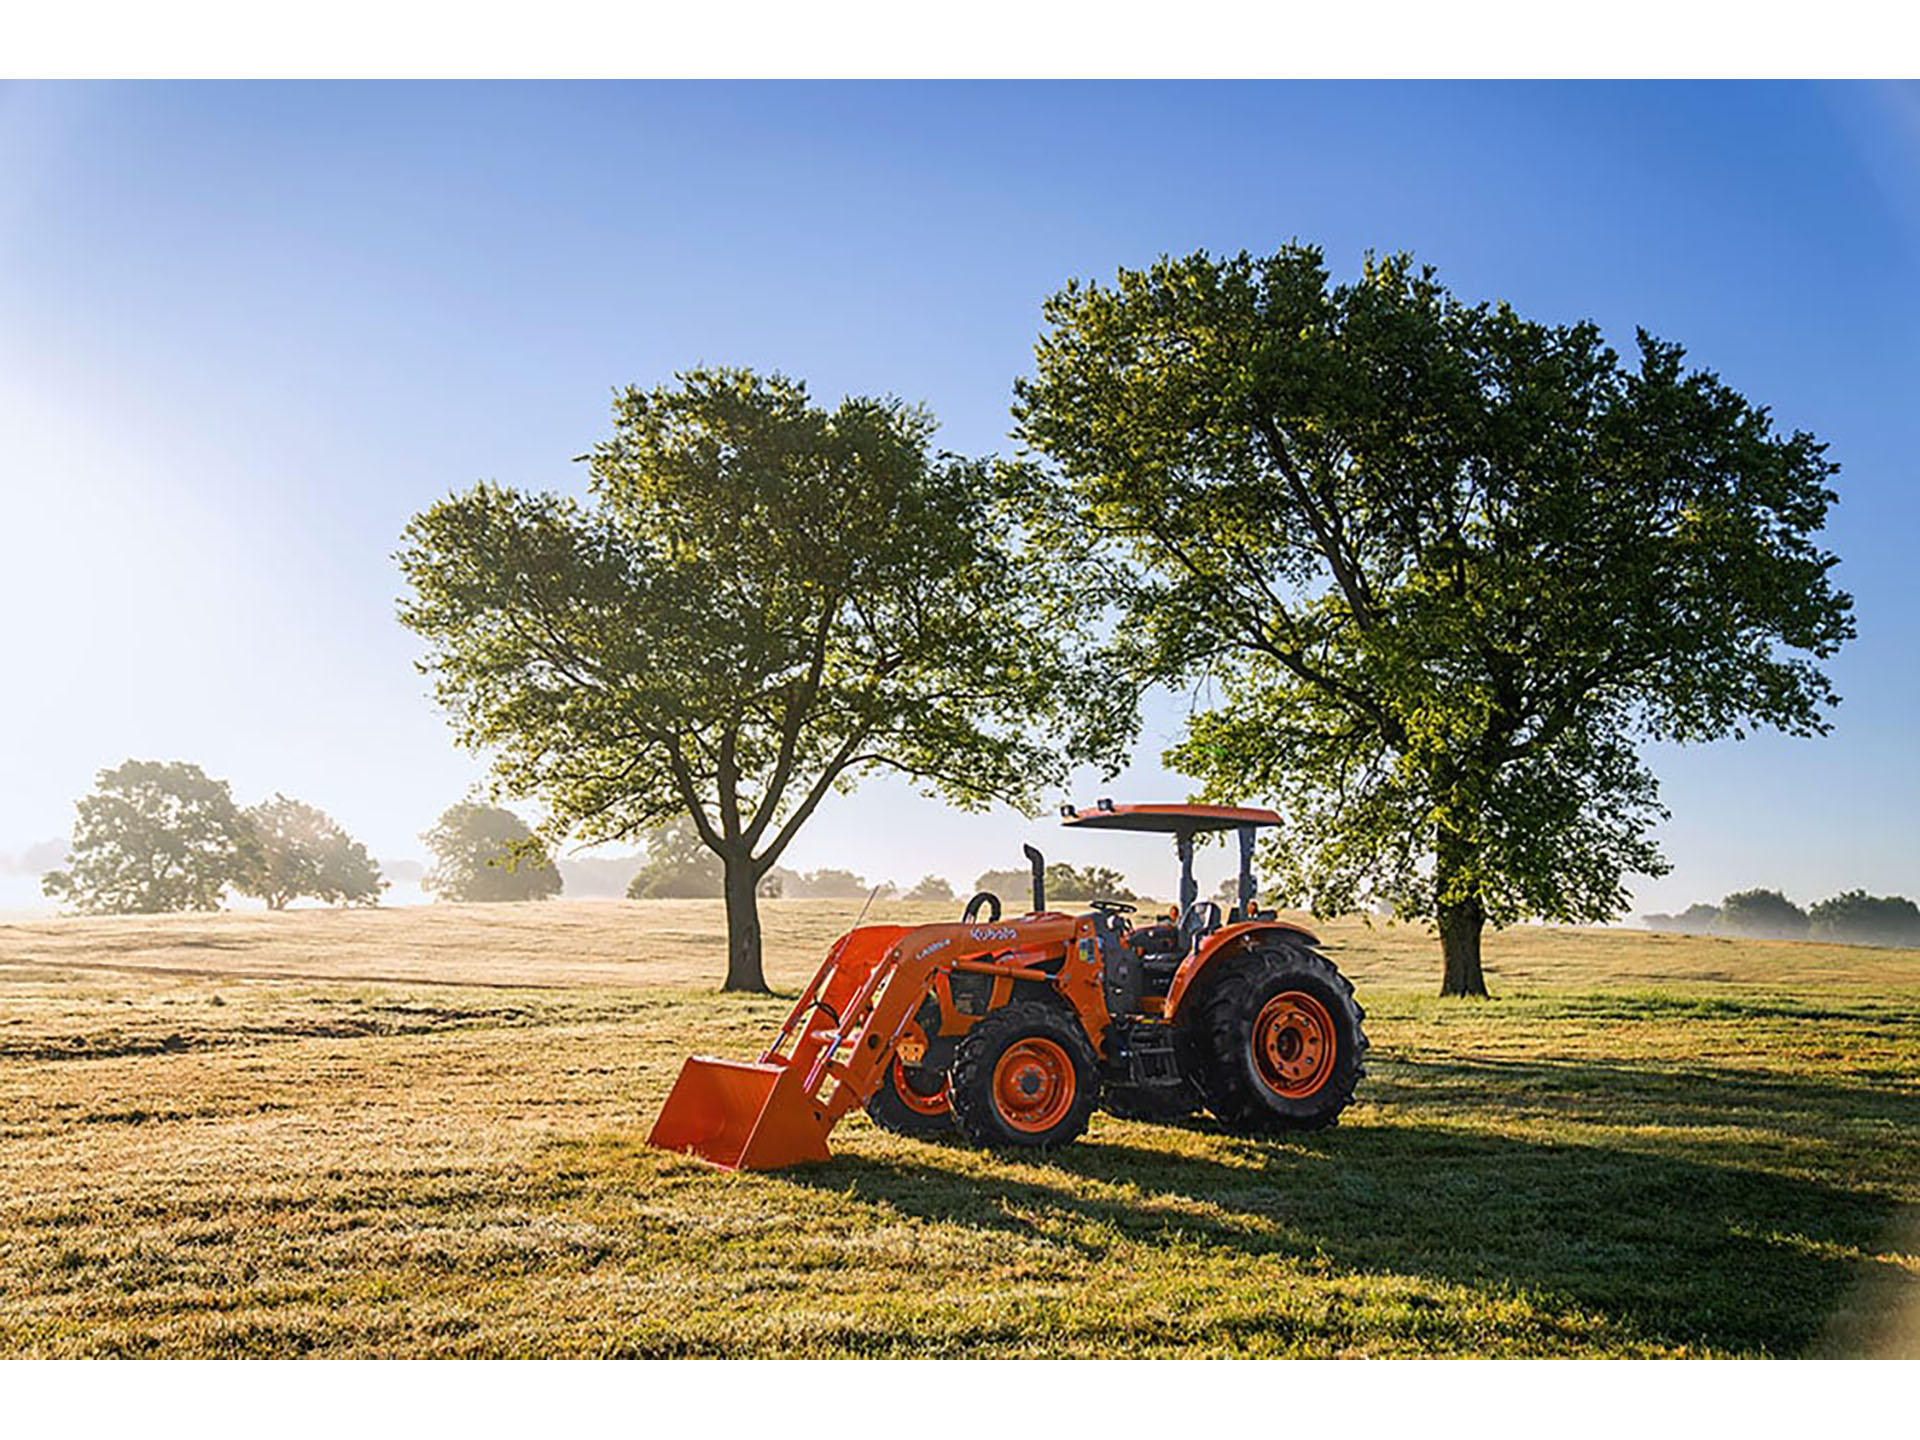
[0,900,1913,1357]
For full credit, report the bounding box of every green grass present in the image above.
[0,900,1913,1356]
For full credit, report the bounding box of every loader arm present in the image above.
[648,924,964,1170]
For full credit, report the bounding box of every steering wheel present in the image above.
[962,891,1002,924]
[1087,898,1136,915]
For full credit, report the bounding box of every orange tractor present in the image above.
[648,802,1368,1170]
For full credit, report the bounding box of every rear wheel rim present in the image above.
[1252,991,1337,1098]
[991,1037,1075,1132]
[893,1057,951,1117]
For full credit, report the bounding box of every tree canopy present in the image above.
[974,862,1140,904]
[421,802,562,903]
[399,368,1128,990]
[625,817,724,899]
[782,868,880,900]
[42,760,255,914]
[237,794,385,910]
[1014,244,1853,995]
[1716,888,1811,940]
[1809,891,1920,947]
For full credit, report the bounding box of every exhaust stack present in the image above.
[1023,844,1046,913]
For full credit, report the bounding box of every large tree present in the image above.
[42,759,256,914]
[238,794,386,910]
[398,368,1127,991]
[421,802,563,903]
[1014,245,1853,995]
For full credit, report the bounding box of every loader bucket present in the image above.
[647,1055,833,1171]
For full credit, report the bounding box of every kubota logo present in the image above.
[968,926,1017,942]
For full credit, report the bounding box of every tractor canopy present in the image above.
[1061,802,1281,834]
[1061,800,1282,918]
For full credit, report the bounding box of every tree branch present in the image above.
[1252,414,1377,627]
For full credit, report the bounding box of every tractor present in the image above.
[647,801,1368,1170]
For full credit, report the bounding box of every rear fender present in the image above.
[1162,919,1321,1020]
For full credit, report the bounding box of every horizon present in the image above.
[4,80,1917,918]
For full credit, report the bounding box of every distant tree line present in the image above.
[971,863,1139,905]
[1644,888,1920,947]
[618,818,895,901]
[615,818,1150,909]
[37,762,578,914]
[42,760,385,915]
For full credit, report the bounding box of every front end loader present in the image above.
[648,802,1368,1170]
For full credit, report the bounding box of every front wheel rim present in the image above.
[1251,991,1337,1098]
[893,1057,951,1117]
[991,1037,1076,1132]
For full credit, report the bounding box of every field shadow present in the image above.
[1365,1053,1919,1129]
[786,1056,1913,1356]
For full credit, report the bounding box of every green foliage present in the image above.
[41,760,256,914]
[1047,863,1139,902]
[625,817,723,899]
[784,868,883,900]
[972,867,1034,900]
[902,874,955,903]
[1807,891,1920,947]
[973,862,1138,904]
[1014,244,1853,991]
[752,867,892,900]
[397,367,1131,988]
[421,802,561,903]
[1716,889,1810,940]
[237,794,385,911]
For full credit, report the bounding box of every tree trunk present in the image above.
[1433,814,1491,997]
[1438,895,1489,998]
[721,850,769,994]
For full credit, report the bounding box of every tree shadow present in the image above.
[1364,1053,1919,1132]
[785,1056,1912,1355]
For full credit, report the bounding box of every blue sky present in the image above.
[1,80,1915,911]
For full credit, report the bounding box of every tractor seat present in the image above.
[1178,900,1223,957]
[1124,922,1185,996]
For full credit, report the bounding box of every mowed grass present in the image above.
[0,899,1914,1357]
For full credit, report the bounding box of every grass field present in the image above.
[0,898,1914,1358]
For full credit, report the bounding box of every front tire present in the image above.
[1183,945,1367,1134]
[950,1002,1099,1150]
[866,1056,956,1139]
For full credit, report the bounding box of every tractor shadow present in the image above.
[786,1054,1915,1356]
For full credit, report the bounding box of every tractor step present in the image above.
[1105,1017,1184,1087]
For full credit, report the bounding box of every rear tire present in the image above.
[1182,945,1367,1134]
[950,1002,1099,1151]
[866,1056,956,1139]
